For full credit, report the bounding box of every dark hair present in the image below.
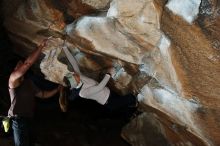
[63,76,70,88]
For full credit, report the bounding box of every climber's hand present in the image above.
[39,36,53,49]
[107,67,117,78]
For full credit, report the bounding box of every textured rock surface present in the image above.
[1,0,220,146]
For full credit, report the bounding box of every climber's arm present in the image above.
[9,38,50,88]
[35,85,61,99]
[62,46,81,74]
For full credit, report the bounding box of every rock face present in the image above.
[1,0,220,145]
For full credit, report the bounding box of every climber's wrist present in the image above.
[106,73,112,77]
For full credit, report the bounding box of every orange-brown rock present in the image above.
[1,0,220,146]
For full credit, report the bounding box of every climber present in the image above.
[59,46,138,113]
[8,37,61,146]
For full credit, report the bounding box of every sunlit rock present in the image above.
[166,0,201,24]
[40,38,69,84]
[108,0,161,46]
[81,0,111,9]
[67,0,162,64]
[69,16,144,64]
[1,0,220,146]
[137,84,203,139]
[161,0,220,145]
